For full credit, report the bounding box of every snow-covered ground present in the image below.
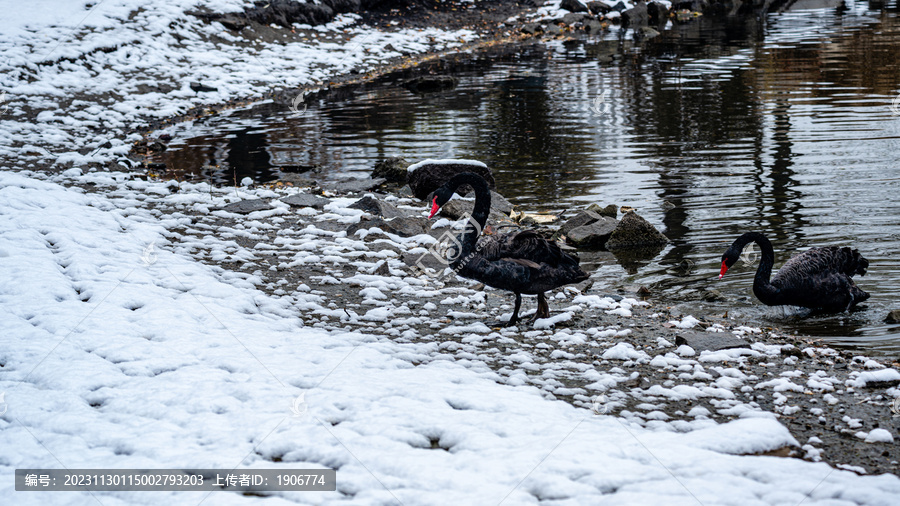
[3,1,900,505]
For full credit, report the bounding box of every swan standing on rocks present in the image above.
[427,173,589,326]
[719,232,869,312]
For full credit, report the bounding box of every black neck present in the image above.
[733,232,781,304]
[444,173,491,253]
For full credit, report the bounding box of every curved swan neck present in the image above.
[734,232,780,304]
[446,173,491,253]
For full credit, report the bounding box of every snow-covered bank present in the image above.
[0,0,475,167]
[3,171,900,504]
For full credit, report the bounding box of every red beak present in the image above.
[719,260,728,279]
[428,196,440,219]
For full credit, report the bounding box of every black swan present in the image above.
[427,173,589,326]
[719,232,870,312]
[407,159,496,201]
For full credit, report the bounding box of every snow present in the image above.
[847,369,900,388]
[864,429,895,444]
[406,158,489,173]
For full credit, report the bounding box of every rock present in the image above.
[221,199,272,214]
[488,192,515,215]
[647,1,670,26]
[439,194,514,226]
[585,19,604,35]
[605,211,669,249]
[638,26,660,39]
[372,156,409,183]
[559,210,603,237]
[566,217,618,248]
[586,203,618,218]
[216,15,249,31]
[661,200,676,211]
[348,195,407,220]
[610,1,629,12]
[561,0,590,12]
[348,215,430,238]
[675,331,750,352]
[561,12,588,25]
[190,82,218,93]
[886,310,900,323]
[587,1,613,14]
[547,23,564,35]
[332,177,386,194]
[372,260,390,276]
[521,23,544,35]
[404,76,458,94]
[621,2,648,28]
[280,193,330,209]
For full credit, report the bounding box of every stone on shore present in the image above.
[221,199,272,214]
[558,210,603,237]
[349,195,408,220]
[561,0,590,12]
[885,309,900,323]
[280,193,330,209]
[586,203,618,218]
[333,177,386,194]
[348,215,430,238]
[371,156,409,183]
[605,211,669,249]
[675,332,750,352]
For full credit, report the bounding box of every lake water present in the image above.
[153,2,900,354]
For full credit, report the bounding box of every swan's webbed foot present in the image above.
[525,293,551,324]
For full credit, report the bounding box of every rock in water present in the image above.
[605,211,669,249]
[586,203,618,218]
[404,76,458,94]
[372,157,409,183]
[559,210,603,237]
[565,217,618,248]
[886,309,900,323]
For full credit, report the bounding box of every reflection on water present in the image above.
[154,1,900,354]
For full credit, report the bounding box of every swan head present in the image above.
[719,247,742,279]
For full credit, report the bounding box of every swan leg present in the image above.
[501,293,522,327]
[524,293,551,324]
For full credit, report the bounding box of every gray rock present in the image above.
[638,26,659,39]
[347,215,429,238]
[222,199,272,214]
[521,23,544,35]
[280,193,330,209]
[647,1,669,26]
[566,217,617,248]
[586,0,613,14]
[332,177,386,194]
[621,2,648,28]
[561,12,588,25]
[371,157,409,183]
[547,23,564,35]
[610,1,629,11]
[561,0,590,12]
[585,19,604,35]
[586,203,618,218]
[348,195,407,220]
[559,210,602,237]
[605,211,669,249]
[675,332,750,352]
[886,309,900,324]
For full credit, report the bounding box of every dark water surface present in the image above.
[155,3,900,354]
